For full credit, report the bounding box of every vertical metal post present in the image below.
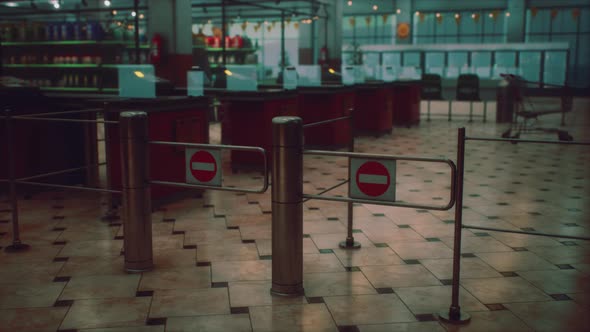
[119,111,152,273]
[271,116,304,297]
[340,110,360,249]
[102,103,119,221]
[4,110,30,253]
[448,101,452,122]
[483,102,487,123]
[439,127,470,324]
[221,0,227,66]
[134,0,140,64]
[427,101,431,122]
[280,11,285,68]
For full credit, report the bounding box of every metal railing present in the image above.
[441,128,590,324]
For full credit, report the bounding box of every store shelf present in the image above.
[3,40,149,47]
[40,87,118,93]
[3,64,123,68]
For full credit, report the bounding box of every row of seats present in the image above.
[421,73,487,122]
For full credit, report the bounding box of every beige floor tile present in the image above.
[517,269,590,294]
[239,225,272,240]
[0,307,68,332]
[527,245,590,265]
[255,238,318,256]
[363,228,425,244]
[229,281,306,307]
[226,214,270,227]
[440,235,513,253]
[460,277,552,304]
[441,310,533,332]
[60,274,140,300]
[197,243,259,262]
[420,258,503,280]
[59,240,122,257]
[184,229,242,246]
[166,314,252,332]
[139,266,211,291]
[0,245,62,263]
[303,220,347,234]
[151,235,184,250]
[476,251,558,272]
[149,288,230,318]
[79,327,164,332]
[394,285,487,315]
[324,294,416,325]
[389,241,453,260]
[58,256,125,277]
[60,297,151,330]
[249,303,338,332]
[0,281,65,309]
[0,261,64,284]
[310,233,374,249]
[303,271,376,297]
[361,265,441,288]
[358,322,446,332]
[153,249,196,269]
[505,301,590,332]
[304,253,345,273]
[212,260,271,282]
[333,247,404,267]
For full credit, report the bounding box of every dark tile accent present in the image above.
[114,235,124,240]
[53,241,67,246]
[316,187,326,191]
[196,261,211,267]
[564,223,579,227]
[372,213,386,217]
[214,214,226,218]
[534,199,546,203]
[352,229,363,233]
[57,329,77,332]
[53,276,71,283]
[338,326,360,332]
[416,210,428,213]
[303,234,311,238]
[561,241,578,246]
[52,216,65,220]
[426,238,440,242]
[162,218,175,223]
[146,317,167,326]
[203,204,214,208]
[212,282,228,288]
[440,279,453,286]
[259,255,272,260]
[479,184,489,187]
[227,226,239,230]
[398,224,411,229]
[497,202,509,206]
[172,230,185,235]
[262,210,272,214]
[487,216,499,220]
[512,182,522,185]
[461,253,476,258]
[308,207,320,210]
[404,259,420,265]
[550,294,572,301]
[319,249,334,254]
[374,243,388,248]
[345,267,360,272]
[424,180,433,183]
[376,287,394,294]
[183,245,197,249]
[52,227,66,231]
[520,227,535,232]
[231,307,250,314]
[539,188,550,192]
[306,296,325,304]
[109,223,122,227]
[500,271,519,277]
[568,208,581,212]
[53,257,69,262]
[53,205,65,209]
[512,247,528,252]
[443,220,454,224]
[54,300,74,307]
[505,191,516,194]
[528,212,542,216]
[556,264,575,270]
[474,232,490,237]
[409,189,420,192]
[136,290,154,297]
[248,201,259,205]
[486,303,507,311]
[327,217,339,221]
[432,197,443,200]
[414,314,437,322]
[242,239,256,244]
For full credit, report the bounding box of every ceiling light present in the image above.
[415,11,420,16]
[104,0,111,6]
[506,12,511,17]
[131,11,137,17]
[53,2,60,9]
[436,13,441,18]
[111,9,117,15]
[489,13,493,18]
[347,0,352,6]
[396,9,401,14]
[455,13,460,19]
[4,2,18,7]
[372,5,378,11]
[139,13,144,19]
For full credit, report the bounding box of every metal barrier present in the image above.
[441,128,590,324]
[302,111,360,249]
[1,108,120,253]
[271,116,458,297]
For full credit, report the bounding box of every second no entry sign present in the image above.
[350,158,396,202]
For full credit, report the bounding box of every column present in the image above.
[506,0,526,43]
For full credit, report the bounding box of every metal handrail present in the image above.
[0,108,105,117]
[302,179,349,203]
[302,150,457,211]
[466,136,590,146]
[15,181,121,194]
[303,115,352,129]
[11,116,118,125]
[463,224,590,241]
[148,140,269,194]
[16,163,106,182]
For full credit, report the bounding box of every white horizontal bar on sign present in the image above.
[192,162,215,171]
[358,174,388,185]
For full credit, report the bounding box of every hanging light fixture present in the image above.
[104,0,111,7]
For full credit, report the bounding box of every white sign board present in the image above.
[297,65,321,86]
[187,70,204,97]
[349,158,396,202]
[185,148,222,187]
[381,66,396,82]
[354,66,366,84]
[226,65,258,91]
[283,67,298,90]
[118,64,156,98]
[342,66,355,85]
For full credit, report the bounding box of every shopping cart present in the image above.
[500,74,573,141]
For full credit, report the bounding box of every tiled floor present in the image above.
[1,98,589,331]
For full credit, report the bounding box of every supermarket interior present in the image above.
[0,0,589,331]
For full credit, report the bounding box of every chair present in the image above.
[421,73,449,122]
[453,74,487,122]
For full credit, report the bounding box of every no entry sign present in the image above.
[350,158,396,202]
[185,148,222,186]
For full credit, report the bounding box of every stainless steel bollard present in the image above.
[119,111,153,273]
[340,109,360,249]
[271,116,304,296]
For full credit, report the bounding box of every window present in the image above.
[413,10,507,44]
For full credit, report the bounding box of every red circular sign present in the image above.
[356,161,390,197]
[189,150,217,182]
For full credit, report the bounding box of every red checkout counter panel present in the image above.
[389,81,421,127]
[354,82,393,136]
